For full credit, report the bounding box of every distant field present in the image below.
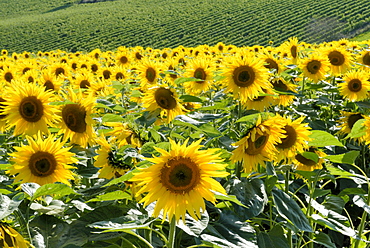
[1,0,370,53]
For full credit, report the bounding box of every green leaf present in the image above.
[236,112,272,123]
[104,170,137,187]
[200,123,221,137]
[87,190,131,202]
[264,175,278,194]
[314,232,336,248]
[102,113,125,122]
[326,151,360,165]
[308,130,344,147]
[175,77,204,84]
[179,94,203,103]
[225,178,268,219]
[347,119,366,138]
[0,194,22,219]
[353,195,370,215]
[338,188,366,197]
[300,152,319,163]
[257,226,290,248]
[311,214,356,238]
[272,189,312,232]
[31,184,77,201]
[214,192,248,208]
[177,211,209,237]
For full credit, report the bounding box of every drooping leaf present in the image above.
[308,130,344,147]
[300,152,319,163]
[326,151,360,165]
[257,225,290,248]
[353,195,370,215]
[347,119,366,139]
[225,178,268,220]
[176,211,209,237]
[272,189,312,232]
[102,113,125,123]
[314,232,336,248]
[214,192,248,208]
[311,214,356,238]
[0,194,22,219]
[31,183,77,201]
[179,94,203,103]
[87,190,131,203]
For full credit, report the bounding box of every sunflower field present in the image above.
[1,38,370,248]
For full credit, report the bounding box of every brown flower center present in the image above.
[160,157,200,194]
[233,65,256,87]
[348,79,362,92]
[264,58,279,72]
[362,52,370,66]
[19,96,44,122]
[194,68,207,84]
[155,88,177,110]
[62,104,87,133]
[307,60,321,74]
[245,130,269,155]
[277,125,297,149]
[29,151,57,177]
[145,67,156,83]
[328,51,345,66]
[348,113,363,129]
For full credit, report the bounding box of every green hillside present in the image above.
[1,0,370,53]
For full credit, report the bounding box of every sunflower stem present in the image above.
[285,169,293,248]
[299,77,305,105]
[167,216,177,248]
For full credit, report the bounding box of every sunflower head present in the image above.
[7,133,77,186]
[130,139,228,222]
[293,147,326,171]
[338,70,370,102]
[300,53,331,82]
[0,222,30,248]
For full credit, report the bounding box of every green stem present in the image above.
[167,216,177,248]
[299,77,305,105]
[285,170,293,248]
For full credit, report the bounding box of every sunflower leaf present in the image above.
[102,113,125,122]
[0,194,22,219]
[31,183,77,201]
[308,130,344,147]
[300,151,319,163]
[326,151,360,165]
[213,192,248,208]
[87,190,131,203]
[180,95,203,103]
[347,119,366,139]
[175,77,204,84]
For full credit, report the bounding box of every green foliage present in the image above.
[1,0,370,52]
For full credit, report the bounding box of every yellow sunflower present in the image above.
[278,37,300,64]
[357,49,370,68]
[337,111,366,143]
[300,53,330,82]
[142,85,185,123]
[362,116,370,146]
[258,49,284,74]
[71,69,95,90]
[320,46,352,76]
[3,80,60,136]
[130,138,229,222]
[271,77,297,106]
[242,87,277,112]
[338,69,370,102]
[230,115,286,174]
[40,68,64,92]
[0,65,16,83]
[7,133,77,186]
[95,136,134,179]
[0,222,30,248]
[293,147,326,171]
[104,122,141,148]
[182,57,215,95]
[115,48,132,67]
[275,115,312,164]
[222,54,271,102]
[136,59,163,88]
[57,88,96,147]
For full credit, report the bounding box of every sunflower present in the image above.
[258,49,283,74]
[21,69,40,84]
[115,48,132,67]
[361,116,370,146]
[278,37,300,64]
[182,57,215,95]
[300,53,330,82]
[271,77,297,106]
[95,136,134,179]
[337,111,366,143]
[72,69,95,90]
[338,69,370,102]
[222,54,271,102]
[320,46,352,76]
[136,59,163,88]
[293,147,326,171]
[230,115,286,173]
[130,138,229,222]
[275,115,312,164]
[357,49,370,68]
[57,88,96,147]
[50,62,70,79]
[104,122,141,148]
[40,68,64,92]
[242,87,277,111]
[0,65,16,83]
[7,133,77,186]
[142,85,185,123]
[3,80,60,136]
[0,222,30,248]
